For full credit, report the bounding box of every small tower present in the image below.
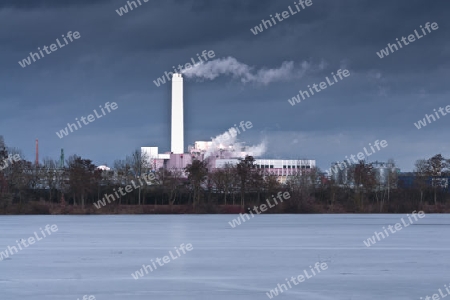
[60,149,64,169]
[35,139,39,166]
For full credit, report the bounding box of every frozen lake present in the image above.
[0,214,449,300]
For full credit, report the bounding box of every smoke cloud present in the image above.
[182,57,313,85]
[204,128,266,159]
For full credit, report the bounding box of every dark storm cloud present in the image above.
[0,0,449,171]
[0,0,112,9]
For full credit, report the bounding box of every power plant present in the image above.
[141,73,316,181]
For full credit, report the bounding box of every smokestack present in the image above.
[171,73,184,154]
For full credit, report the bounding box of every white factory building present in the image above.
[141,73,316,180]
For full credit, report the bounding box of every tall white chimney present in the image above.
[171,73,184,154]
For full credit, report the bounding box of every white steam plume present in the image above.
[204,128,266,159]
[182,57,312,85]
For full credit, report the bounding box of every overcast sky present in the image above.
[1,0,449,171]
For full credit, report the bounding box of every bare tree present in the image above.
[166,169,183,209]
[185,159,208,209]
[67,155,100,208]
[113,159,132,205]
[0,136,7,162]
[414,159,429,204]
[286,167,319,211]
[42,158,59,202]
[349,161,376,212]
[429,154,449,205]
[373,160,398,212]
[236,156,256,209]
[414,154,449,205]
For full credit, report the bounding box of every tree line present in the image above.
[0,135,449,214]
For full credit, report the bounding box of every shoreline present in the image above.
[2,202,449,215]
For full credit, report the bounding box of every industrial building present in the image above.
[141,73,316,179]
[328,161,400,189]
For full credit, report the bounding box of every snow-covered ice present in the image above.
[0,214,449,300]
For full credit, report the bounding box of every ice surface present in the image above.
[0,214,449,300]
